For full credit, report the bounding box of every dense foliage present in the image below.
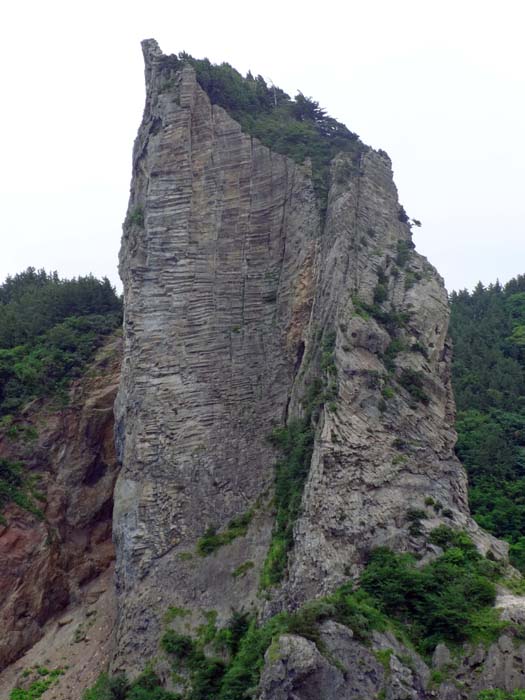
[164,52,363,211]
[85,529,506,699]
[449,276,525,570]
[0,268,121,523]
[361,527,503,654]
[0,268,121,416]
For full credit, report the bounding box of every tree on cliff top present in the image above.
[165,52,363,212]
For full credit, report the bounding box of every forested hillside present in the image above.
[450,275,525,570]
[0,268,121,418]
[0,268,121,523]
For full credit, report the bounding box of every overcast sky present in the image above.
[1,0,524,293]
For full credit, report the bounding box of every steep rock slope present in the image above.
[0,334,121,671]
[115,40,508,694]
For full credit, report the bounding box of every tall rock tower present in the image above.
[114,39,502,676]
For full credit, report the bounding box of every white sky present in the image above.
[1,0,524,293]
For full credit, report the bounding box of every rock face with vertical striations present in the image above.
[113,39,512,696]
[114,39,319,669]
[2,40,524,700]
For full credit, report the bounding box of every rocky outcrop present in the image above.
[258,623,429,700]
[0,334,121,671]
[1,41,521,700]
[113,40,508,683]
[282,146,506,606]
[257,623,525,700]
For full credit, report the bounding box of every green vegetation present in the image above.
[396,239,415,267]
[374,647,394,671]
[260,418,314,588]
[196,510,253,556]
[231,561,254,579]
[82,670,178,700]
[10,668,64,700]
[0,268,121,417]
[0,457,44,525]
[127,206,145,227]
[398,368,429,405]
[360,529,504,655]
[87,530,506,699]
[165,607,191,624]
[160,587,389,700]
[163,52,363,212]
[449,276,525,571]
[0,268,121,523]
[383,338,406,372]
[351,295,411,336]
[429,669,446,685]
[260,329,337,588]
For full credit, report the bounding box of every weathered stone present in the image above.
[114,40,506,679]
[0,335,120,671]
[114,39,318,671]
[2,39,524,700]
[433,644,453,669]
[257,628,384,700]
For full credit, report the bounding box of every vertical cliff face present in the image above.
[114,40,319,668]
[115,39,504,677]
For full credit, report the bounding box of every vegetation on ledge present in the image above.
[0,457,44,525]
[9,667,64,700]
[83,669,178,700]
[85,529,510,700]
[260,329,336,588]
[260,417,315,588]
[197,510,253,556]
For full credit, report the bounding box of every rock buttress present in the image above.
[283,149,505,606]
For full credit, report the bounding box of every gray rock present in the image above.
[433,644,452,669]
[257,627,385,700]
[113,39,506,687]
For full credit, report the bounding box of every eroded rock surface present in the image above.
[257,622,429,700]
[115,41,503,677]
[283,148,505,605]
[114,40,318,670]
[83,38,525,700]
[0,335,121,671]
